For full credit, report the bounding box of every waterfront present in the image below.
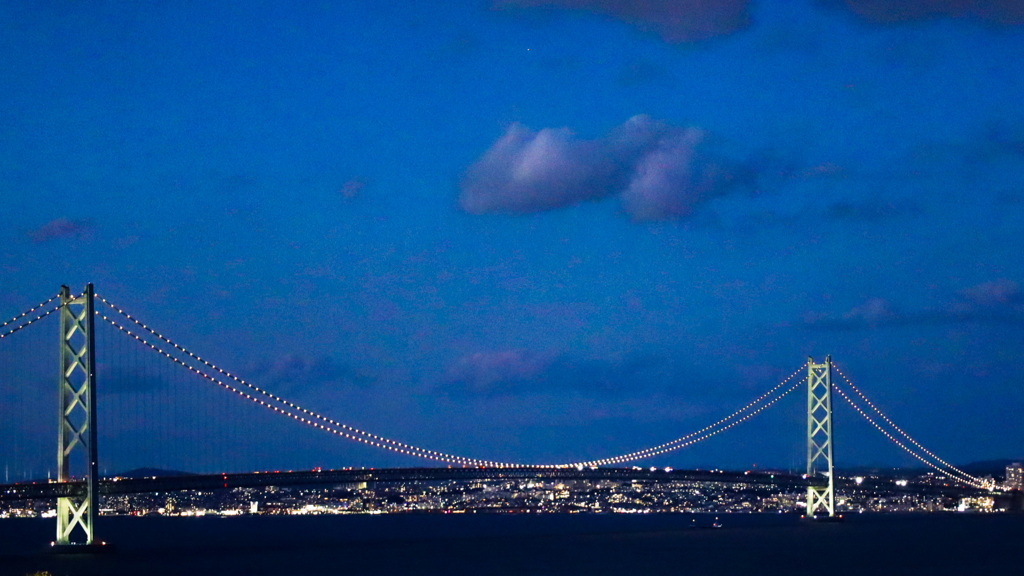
[2,513,1022,576]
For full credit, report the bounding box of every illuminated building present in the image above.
[1006,463,1024,490]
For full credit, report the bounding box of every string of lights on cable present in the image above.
[832,381,983,488]
[96,295,523,468]
[0,294,64,341]
[578,376,804,466]
[0,293,60,329]
[97,312,515,468]
[95,293,809,469]
[576,364,806,466]
[830,361,982,486]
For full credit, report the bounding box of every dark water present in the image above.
[2,513,1022,576]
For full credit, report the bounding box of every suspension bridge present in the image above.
[0,284,993,549]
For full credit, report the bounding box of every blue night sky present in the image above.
[2,1,1023,475]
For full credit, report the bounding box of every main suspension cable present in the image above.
[95,293,809,469]
[578,364,806,466]
[96,296,520,468]
[98,313,514,467]
[832,381,982,488]
[0,303,63,342]
[831,362,982,486]
[0,293,60,330]
[579,375,803,466]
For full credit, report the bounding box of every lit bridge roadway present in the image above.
[0,467,986,501]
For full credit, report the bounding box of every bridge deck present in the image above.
[0,467,984,502]
[2,467,801,500]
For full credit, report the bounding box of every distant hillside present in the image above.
[837,459,1022,479]
[116,468,194,478]
[959,459,1022,476]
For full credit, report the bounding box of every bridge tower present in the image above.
[806,355,835,518]
[56,283,100,546]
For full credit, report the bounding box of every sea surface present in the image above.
[1,512,1021,576]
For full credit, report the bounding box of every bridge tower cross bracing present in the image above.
[56,283,100,546]
[806,355,835,518]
